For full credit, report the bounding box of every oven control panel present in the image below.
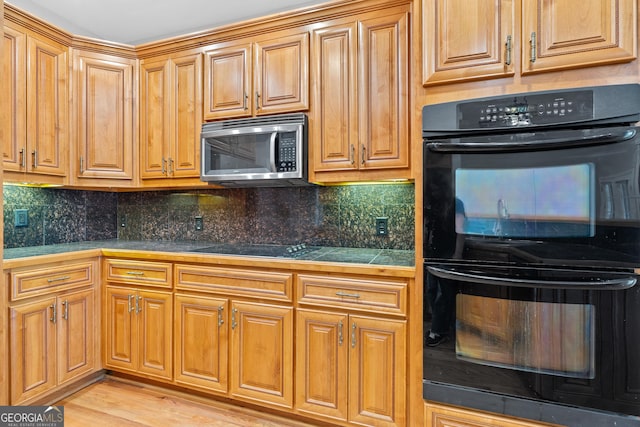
[458,90,594,129]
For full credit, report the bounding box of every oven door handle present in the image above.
[427,265,637,290]
[426,128,636,153]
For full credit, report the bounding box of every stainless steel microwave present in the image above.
[200,113,309,187]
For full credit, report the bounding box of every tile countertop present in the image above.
[3,240,415,267]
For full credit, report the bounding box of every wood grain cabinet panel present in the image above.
[425,402,562,427]
[105,259,172,288]
[140,52,202,183]
[423,0,637,85]
[310,6,410,182]
[10,288,96,404]
[204,32,309,121]
[2,22,68,184]
[72,50,135,186]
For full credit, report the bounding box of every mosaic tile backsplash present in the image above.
[4,184,415,250]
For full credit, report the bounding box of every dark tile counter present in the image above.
[3,240,415,267]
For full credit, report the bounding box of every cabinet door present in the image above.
[295,309,348,421]
[203,43,252,120]
[136,289,173,380]
[349,315,406,427]
[1,24,26,173]
[169,53,202,178]
[255,32,309,115]
[57,288,96,385]
[422,0,515,85]
[140,58,171,179]
[10,297,57,404]
[26,35,68,177]
[230,301,293,409]
[104,286,136,371]
[311,22,358,172]
[522,0,636,74]
[174,294,228,393]
[74,51,135,183]
[358,11,409,170]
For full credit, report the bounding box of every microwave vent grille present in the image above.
[202,113,307,131]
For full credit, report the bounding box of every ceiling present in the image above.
[6,0,329,45]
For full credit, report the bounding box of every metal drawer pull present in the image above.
[336,291,360,299]
[62,300,68,320]
[231,308,238,330]
[351,322,357,348]
[47,276,71,283]
[136,296,142,313]
[218,306,225,327]
[338,321,344,346]
[128,294,134,313]
[50,304,57,323]
[126,271,145,276]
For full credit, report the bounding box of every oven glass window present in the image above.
[456,294,596,379]
[455,163,595,238]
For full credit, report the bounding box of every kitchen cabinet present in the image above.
[310,6,410,182]
[71,49,136,187]
[203,31,309,120]
[2,22,68,184]
[295,274,407,426]
[140,52,203,185]
[103,259,173,381]
[174,263,294,409]
[7,259,98,404]
[174,294,228,394]
[424,402,562,427]
[422,0,637,86]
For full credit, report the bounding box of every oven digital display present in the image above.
[455,163,595,238]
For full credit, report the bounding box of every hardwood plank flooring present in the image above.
[56,378,321,427]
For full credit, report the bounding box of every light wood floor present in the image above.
[56,378,322,427]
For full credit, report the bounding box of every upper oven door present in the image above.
[424,126,640,270]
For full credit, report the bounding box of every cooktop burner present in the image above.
[190,243,319,258]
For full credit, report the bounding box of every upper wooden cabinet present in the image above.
[140,52,203,185]
[310,6,410,182]
[423,0,637,86]
[2,22,68,184]
[203,32,309,121]
[71,50,136,187]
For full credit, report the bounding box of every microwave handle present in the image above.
[426,128,636,153]
[270,132,278,172]
[426,265,637,290]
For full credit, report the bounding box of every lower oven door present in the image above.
[423,265,640,426]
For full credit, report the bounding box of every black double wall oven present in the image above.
[423,85,640,426]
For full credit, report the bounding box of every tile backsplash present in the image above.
[4,183,414,250]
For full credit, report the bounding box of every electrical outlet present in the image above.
[14,209,28,227]
[120,214,127,228]
[375,217,388,236]
[195,216,203,231]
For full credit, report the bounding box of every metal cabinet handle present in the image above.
[361,144,366,166]
[351,322,357,348]
[231,308,238,329]
[505,35,512,66]
[32,150,37,168]
[126,271,145,276]
[338,320,344,346]
[128,294,134,313]
[80,156,85,174]
[47,276,71,283]
[136,295,142,314]
[336,291,360,299]
[243,92,248,110]
[50,303,57,323]
[19,148,25,168]
[168,158,174,176]
[350,144,355,165]
[255,91,261,111]
[530,32,537,63]
[62,300,68,320]
[161,157,167,175]
[218,306,225,327]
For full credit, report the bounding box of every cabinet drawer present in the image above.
[10,260,96,301]
[297,275,407,316]
[175,264,293,302]
[105,259,172,288]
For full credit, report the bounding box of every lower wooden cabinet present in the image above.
[104,286,173,381]
[174,293,228,393]
[230,301,294,409]
[296,308,406,426]
[10,288,96,404]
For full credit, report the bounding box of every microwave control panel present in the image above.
[276,132,297,172]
